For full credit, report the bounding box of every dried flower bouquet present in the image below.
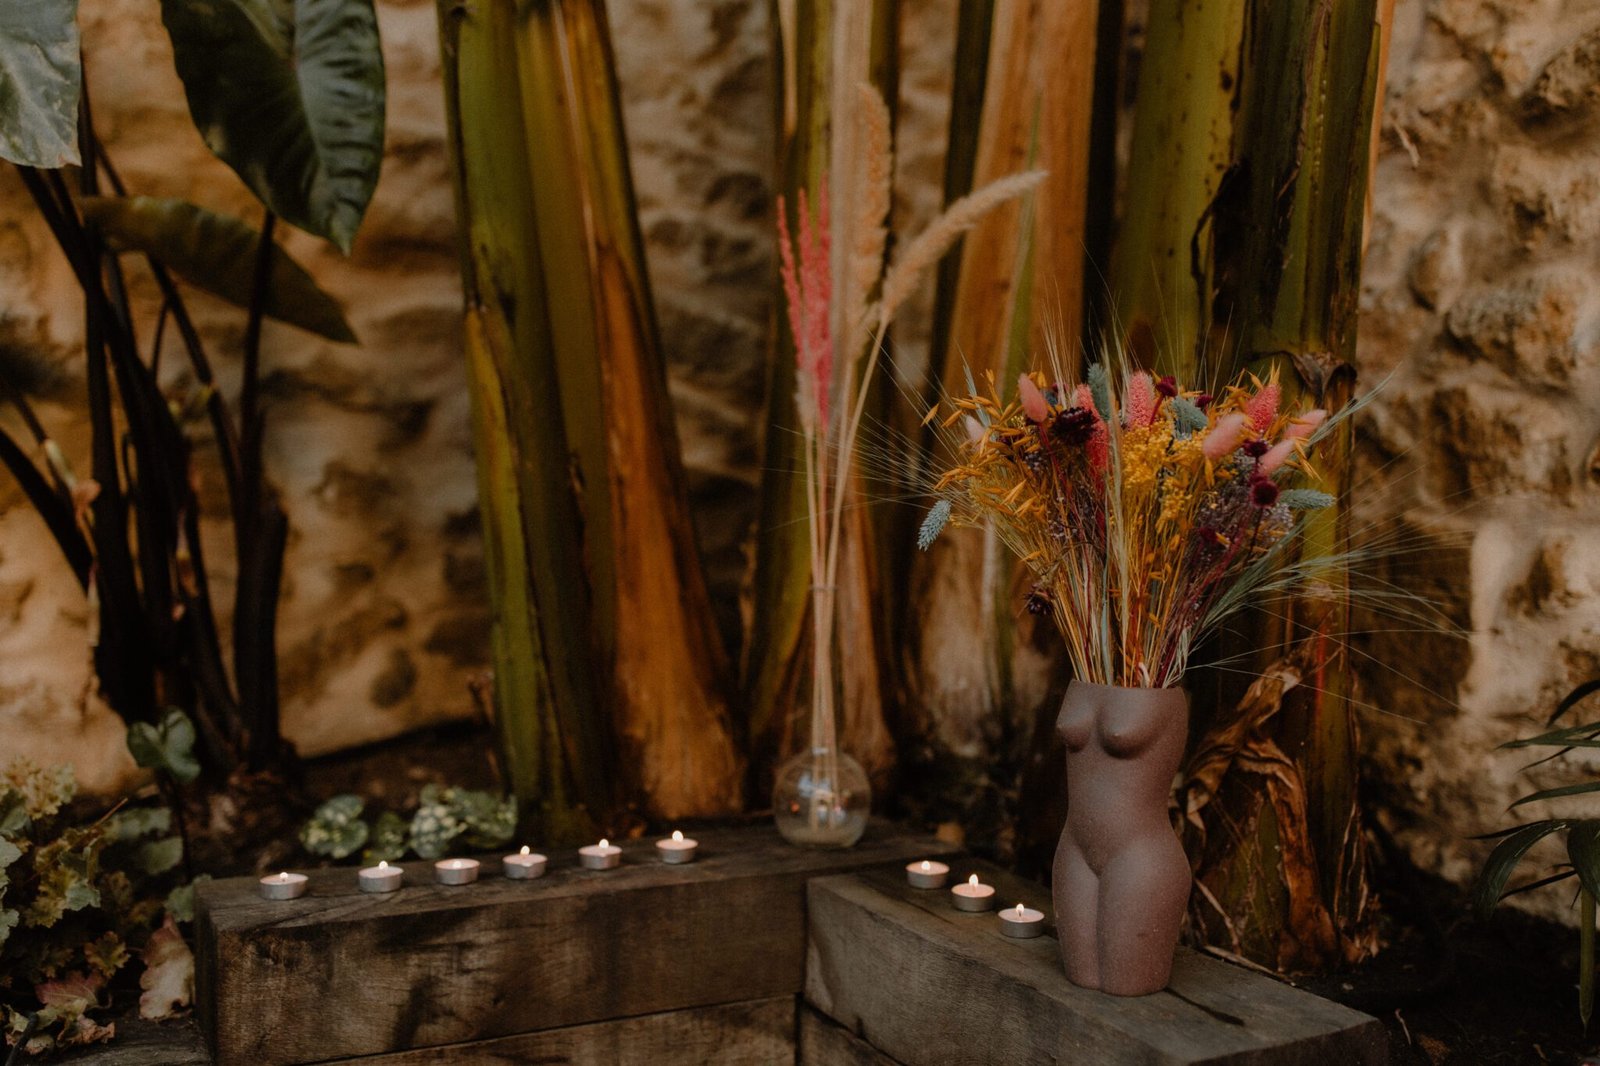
[919,360,1356,690]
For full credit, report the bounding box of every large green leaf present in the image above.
[158,0,385,252]
[80,196,357,343]
[0,0,81,168]
[1473,819,1567,919]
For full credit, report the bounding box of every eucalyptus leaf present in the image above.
[0,0,81,168]
[80,197,357,343]
[158,0,385,251]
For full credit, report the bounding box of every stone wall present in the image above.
[1356,0,1600,921]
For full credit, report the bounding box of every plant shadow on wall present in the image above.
[0,1,387,871]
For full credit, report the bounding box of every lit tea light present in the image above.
[434,857,481,886]
[999,902,1045,939]
[579,838,622,870]
[259,871,308,901]
[951,874,996,912]
[906,859,950,889]
[656,829,698,864]
[504,845,548,880]
[358,860,402,894]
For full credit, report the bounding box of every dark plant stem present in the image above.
[4,1013,37,1066]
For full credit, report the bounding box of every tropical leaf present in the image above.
[1500,720,1600,749]
[158,0,385,251]
[1473,819,1567,919]
[1568,821,1600,902]
[1511,781,1600,809]
[1552,679,1600,725]
[80,197,357,343]
[0,0,81,168]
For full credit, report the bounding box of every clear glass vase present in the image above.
[773,745,869,848]
[773,585,870,847]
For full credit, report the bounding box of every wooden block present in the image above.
[57,1012,210,1066]
[356,996,796,1065]
[198,822,954,1065]
[805,864,1388,1066]
[799,1006,905,1066]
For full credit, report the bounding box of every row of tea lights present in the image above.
[905,860,1045,939]
[258,832,698,900]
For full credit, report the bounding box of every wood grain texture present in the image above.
[198,823,955,1065]
[356,996,796,1065]
[798,1007,904,1066]
[805,864,1388,1066]
[56,1013,209,1066]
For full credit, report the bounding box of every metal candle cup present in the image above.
[999,903,1045,938]
[950,874,996,912]
[578,839,622,870]
[258,871,308,901]
[906,859,950,889]
[358,861,402,894]
[434,858,480,886]
[655,830,698,864]
[504,846,547,880]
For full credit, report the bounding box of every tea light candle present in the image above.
[656,830,697,864]
[906,859,950,889]
[578,838,622,870]
[358,860,402,893]
[999,902,1045,938]
[258,871,308,901]
[951,874,996,912]
[504,845,547,880]
[434,857,480,886]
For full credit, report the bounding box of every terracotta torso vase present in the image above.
[1052,680,1190,995]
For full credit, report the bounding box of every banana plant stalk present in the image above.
[438,0,744,835]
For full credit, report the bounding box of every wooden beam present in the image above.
[356,997,796,1065]
[800,1006,905,1065]
[197,824,955,1065]
[805,865,1387,1065]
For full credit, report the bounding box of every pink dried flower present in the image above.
[1018,375,1049,423]
[1259,438,1298,476]
[1126,371,1156,427]
[1072,384,1109,471]
[1246,383,1280,431]
[964,415,985,445]
[1287,409,1327,441]
[1202,412,1249,460]
[777,184,834,427]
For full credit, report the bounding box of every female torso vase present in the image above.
[1053,680,1190,995]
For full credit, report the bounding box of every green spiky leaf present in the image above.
[1473,819,1568,919]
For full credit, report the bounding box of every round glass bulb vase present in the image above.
[773,747,870,848]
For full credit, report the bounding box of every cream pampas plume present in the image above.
[873,169,1047,335]
[846,82,893,340]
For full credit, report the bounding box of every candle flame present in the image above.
[969,874,979,887]
[1015,904,1025,917]
[278,872,287,880]
[672,830,684,842]
[920,861,930,872]
[521,845,530,856]
[379,861,388,870]
[599,838,609,848]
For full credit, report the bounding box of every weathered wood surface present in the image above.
[198,823,954,1065]
[356,996,796,1065]
[56,1012,209,1066]
[805,865,1388,1066]
[798,1007,904,1066]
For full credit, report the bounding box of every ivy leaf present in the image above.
[298,794,368,859]
[163,875,209,924]
[0,837,22,874]
[158,0,386,251]
[2,759,76,820]
[408,787,463,860]
[0,0,82,168]
[0,906,17,950]
[83,932,129,979]
[126,711,201,785]
[135,837,184,877]
[451,790,515,850]
[102,806,171,845]
[363,811,408,864]
[917,500,952,551]
[138,916,193,1021]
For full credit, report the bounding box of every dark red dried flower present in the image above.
[1024,588,1053,615]
[1194,393,1214,409]
[1051,407,1097,446]
[1250,477,1281,508]
[1156,375,1178,398]
[1242,438,1270,459]
[1193,525,1224,548]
